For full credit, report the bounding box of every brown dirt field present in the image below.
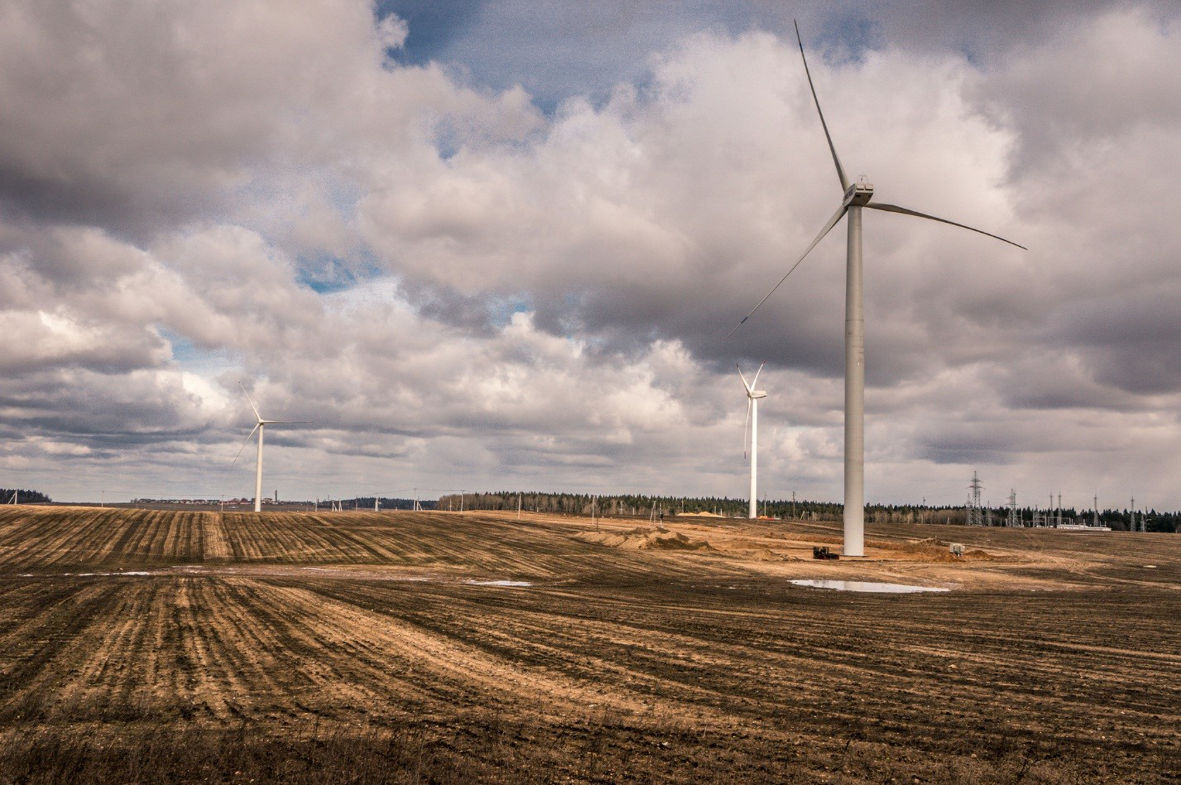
[0,506,1177,784]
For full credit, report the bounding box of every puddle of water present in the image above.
[790,579,949,594]
[466,580,532,587]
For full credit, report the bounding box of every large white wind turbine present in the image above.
[233,383,307,513]
[738,362,768,520]
[733,22,1026,556]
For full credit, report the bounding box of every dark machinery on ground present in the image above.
[812,546,840,560]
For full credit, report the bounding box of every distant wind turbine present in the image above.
[739,362,768,520]
[233,382,308,513]
[732,22,1026,556]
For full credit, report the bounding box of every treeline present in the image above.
[344,497,438,511]
[959,506,1178,533]
[432,491,1178,532]
[435,492,941,523]
[437,492,759,518]
[0,488,51,503]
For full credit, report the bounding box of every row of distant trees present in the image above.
[437,491,780,518]
[432,491,1178,533]
[352,497,438,511]
[0,488,52,504]
[866,504,1177,532]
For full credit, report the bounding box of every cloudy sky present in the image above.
[1,1,1178,510]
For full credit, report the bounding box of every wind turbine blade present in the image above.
[751,361,766,389]
[865,202,1027,250]
[231,423,260,466]
[795,20,849,192]
[727,200,848,338]
[737,363,753,394]
[238,381,263,421]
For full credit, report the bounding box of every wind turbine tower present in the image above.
[731,23,1025,555]
[738,362,768,519]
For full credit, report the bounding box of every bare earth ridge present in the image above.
[0,506,1176,784]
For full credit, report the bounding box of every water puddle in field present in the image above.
[790,579,950,594]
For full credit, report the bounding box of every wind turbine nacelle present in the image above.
[750,391,768,399]
[845,181,874,206]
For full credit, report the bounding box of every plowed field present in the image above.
[0,506,1176,784]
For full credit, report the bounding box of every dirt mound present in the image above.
[574,528,713,552]
[875,536,943,552]
[868,536,990,562]
[753,548,798,562]
[574,532,630,548]
[639,531,713,551]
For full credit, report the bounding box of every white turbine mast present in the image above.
[232,382,308,513]
[738,361,768,520]
[731,22,1026,556]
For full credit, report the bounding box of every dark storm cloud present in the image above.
[0,369,215,443]
[1039,285,1181,397]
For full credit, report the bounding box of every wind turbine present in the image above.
[733,22,1026,556]
[738,362,768,519]
[233,382,307,513]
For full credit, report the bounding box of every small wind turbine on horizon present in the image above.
[739,362,767,520]
[731,22,1026,556]
[233,382,308,513]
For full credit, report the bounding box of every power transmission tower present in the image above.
[966,471,983,526]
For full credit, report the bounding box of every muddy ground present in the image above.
[0,506,1176,783]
